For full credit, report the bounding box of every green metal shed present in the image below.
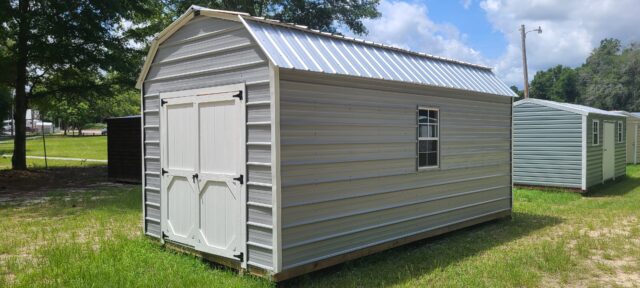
[513,99,626,192]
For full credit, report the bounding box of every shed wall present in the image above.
[586,115,626,188]
[512,102,583,188]
[141,17,274,270]
[624,117,640,164]
[277,70,512,271]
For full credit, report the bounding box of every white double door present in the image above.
[160,87,245,262]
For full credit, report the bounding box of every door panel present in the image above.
[603,122,615,181]
[195,94,243,258]
[199,180,240,249]
[199,100,239,175]
[166,103,196,170]
[166,176,196,238]
[162,99,199,245]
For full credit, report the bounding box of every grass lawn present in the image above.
[2,167,640,287]
[0,136,106,170]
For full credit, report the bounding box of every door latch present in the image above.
[161,168,168,176]
[192,173,199,182]
[233,175,244,185]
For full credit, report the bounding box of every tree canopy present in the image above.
[528,38,640,111]
[1,0,380,170]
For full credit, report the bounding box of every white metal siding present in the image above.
[141,17,274,270]
[277,70,512,270]
[512,102,583,188]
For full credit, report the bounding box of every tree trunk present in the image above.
[12,0,29,170]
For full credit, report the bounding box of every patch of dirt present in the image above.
[0,167,110,203]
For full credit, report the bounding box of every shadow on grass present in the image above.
[281,211,561,287]
[588,166,640,197]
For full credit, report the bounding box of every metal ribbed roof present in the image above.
[515,99,626,117]
[241,18,517,97]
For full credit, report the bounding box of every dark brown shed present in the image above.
[106,115,142,183]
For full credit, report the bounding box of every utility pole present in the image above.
[519,24,542,98]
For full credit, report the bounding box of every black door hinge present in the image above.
[232,91,243,101]
[161,231,168,239]
[233,252,244,262]
[192,173,199,182]
[161,99,167,106]
[233,174,244,185]
[161,168,168,176]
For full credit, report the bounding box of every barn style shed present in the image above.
[611,111,640,164]
[136,6,517,280]
[513,99,626,191]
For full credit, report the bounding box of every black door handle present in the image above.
[192,173,198,182]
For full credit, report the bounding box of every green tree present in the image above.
[510,85,524,98]
[529,65,579,103]
[0,0,155,169]
[1,0,380,170]
[148,0,380,36]
[578,38,640,110]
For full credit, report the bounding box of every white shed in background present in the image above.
[612,111,640,164]
[137,6,517,281]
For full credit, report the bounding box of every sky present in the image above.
[343,0,640,88]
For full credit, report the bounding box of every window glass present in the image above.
[418,108,439,168]
[617,121,623,143]
[592,120,599,145]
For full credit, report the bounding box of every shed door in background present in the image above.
[194,92,244,260]
[603,122,616,181]
[161,97,199,246]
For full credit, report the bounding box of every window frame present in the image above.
[417,106,440,170]
[617,121,624,143]
[592,119,600,146]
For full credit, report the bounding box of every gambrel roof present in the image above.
[137,6,517,97]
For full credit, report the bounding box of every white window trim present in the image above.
[592,119,600,146]
[617,121,624,143]
[418,106,440,170]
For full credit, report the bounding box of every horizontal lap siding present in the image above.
[278,71,512,270]
[142,17,273,270]
[625,118,640,164]
[586,115,627,187]
[636,123,640,164]
[512,102,583,188]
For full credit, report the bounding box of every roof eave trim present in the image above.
[278,67,516,98]
[514,98,588,115]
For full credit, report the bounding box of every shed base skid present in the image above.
[151,210,511,281]
[514,184,585,194]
